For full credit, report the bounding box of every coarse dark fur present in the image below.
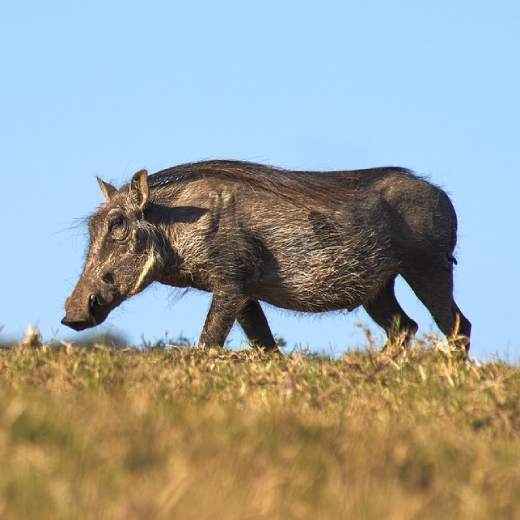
[62,160,471,352]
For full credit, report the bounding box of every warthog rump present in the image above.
[62,160,471,351]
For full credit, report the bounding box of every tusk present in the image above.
[131,249,156,295]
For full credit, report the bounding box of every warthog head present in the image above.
[62,170,165,331]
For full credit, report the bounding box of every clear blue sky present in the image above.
[1,1,518,358]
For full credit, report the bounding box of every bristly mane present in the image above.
[147,160,415,206]
[148,160,414,186]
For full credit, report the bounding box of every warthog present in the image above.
[62,160,471,351]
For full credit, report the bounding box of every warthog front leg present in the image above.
[237,300,278,351]
[197,291,242,348]
[198,296,279,351]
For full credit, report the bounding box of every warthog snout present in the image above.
[62,280,118,331]
[61,293,97,331]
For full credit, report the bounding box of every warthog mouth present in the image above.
[61,317,96,332]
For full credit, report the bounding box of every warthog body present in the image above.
[62,160,471,351]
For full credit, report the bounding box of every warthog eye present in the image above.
[108,215,128,241]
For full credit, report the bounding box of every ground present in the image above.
[0,332,519,519]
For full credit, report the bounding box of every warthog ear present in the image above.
[97,177,117,202]
[130,169,149,211]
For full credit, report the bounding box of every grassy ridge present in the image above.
[0,336,519,519]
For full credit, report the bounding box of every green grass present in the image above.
[1,333,519,519]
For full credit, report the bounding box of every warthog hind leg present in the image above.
[402,262,471,353]
[363,275,418,347]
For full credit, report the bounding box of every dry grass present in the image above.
[0,333,519,519]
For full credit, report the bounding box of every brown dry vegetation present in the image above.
[0,333,519,519]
